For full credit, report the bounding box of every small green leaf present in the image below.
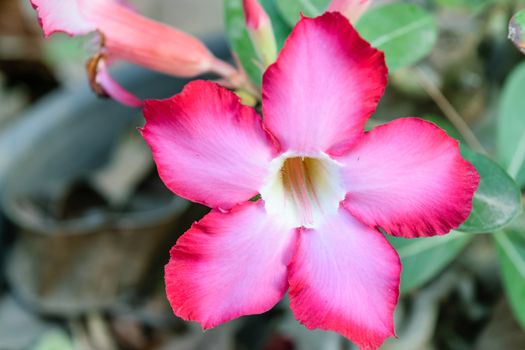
[275,0,331,26]
[495,222,525,330]
[388,232,472,295]
[224,0,291,87]
[356,3,438,71]
[459,147,522,233]
[498,62,525,187]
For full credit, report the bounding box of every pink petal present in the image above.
[165,201,297,329]
[95,60,143,107]
[262,12,387,156]
[288,207,400,349]
[141,80,278,210]
[30,0,96,37]
[78,0,234,78]
[328,0,371,23]
[339,118,480,238]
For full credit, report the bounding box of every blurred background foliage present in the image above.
[1,0,525,349]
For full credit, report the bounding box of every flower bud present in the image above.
[328,0,370,24]
[242,0,278,68]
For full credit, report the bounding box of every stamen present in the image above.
[260,152,346,229]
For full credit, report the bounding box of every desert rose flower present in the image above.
[328,0,370,23]
[141,13,479,350]
[30,0,241,106]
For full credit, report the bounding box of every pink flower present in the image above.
[30,0,239,107]
[328,0,371,23]
[141,13,479,350]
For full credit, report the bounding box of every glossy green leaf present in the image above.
[459,147,522,233]
[224,0,291,87]
[388,232,472,295]
[495,219,525,330]
[275,0,331,26]
[498,62,525,187]
[356,3,437,71]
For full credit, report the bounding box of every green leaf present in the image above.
[388,232,472,295]
[495,222,525,330]
[224,0,291,87]
[432,0,497,11]
[275,0,331,26]
[498,62,525,187]
[263,0,292,49]
[31,330,74,350]
[355,3,438,71]
[459,147,522,233]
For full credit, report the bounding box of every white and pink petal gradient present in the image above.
[141,12,480,350]
[30,0,239,106]
[165,201,297,329]
[262,13,387,156]
[339,118,479,238]
[288,208,400,350]
[141,81,278,210]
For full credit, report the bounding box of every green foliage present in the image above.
[498,62,525,188]
[388,232,472,295]
[495,217,525,329]
[459,148,522,233]
[31,330,74,350]
[356,3,437,72]
[275,0,331,26]
[432,0,497,11]
[224,0,291,87]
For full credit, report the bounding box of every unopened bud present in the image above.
[328,0,370,24]
[242,0,277,68]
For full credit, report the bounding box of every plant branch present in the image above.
[415,66,488,154]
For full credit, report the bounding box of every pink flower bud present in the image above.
[242,0,277,67]
[328,0,370,24]
[30,0,239,105]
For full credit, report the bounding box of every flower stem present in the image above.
[415,66,488,154]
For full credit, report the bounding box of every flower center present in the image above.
[260,152,346,229]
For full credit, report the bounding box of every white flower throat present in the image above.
[260,152,346,229]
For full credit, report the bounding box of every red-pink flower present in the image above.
[30,0,239,107]
[141,13,479,350]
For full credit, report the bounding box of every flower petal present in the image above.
[141,80,278,209]
[165,201,297,329]
[79,0,229,78]
[262,12,387,156]
[30,0,96,37]
[95,60,142,107]
[288,207,400,349]
[339,118,480,238]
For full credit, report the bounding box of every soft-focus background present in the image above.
[1,0,525,349]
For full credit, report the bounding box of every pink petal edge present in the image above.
[262,12,387,156]
[30,0,96,37]
[165,201,298,329]
[288,207,400,350]
[339,118,480,238]
[141,80,278,210]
